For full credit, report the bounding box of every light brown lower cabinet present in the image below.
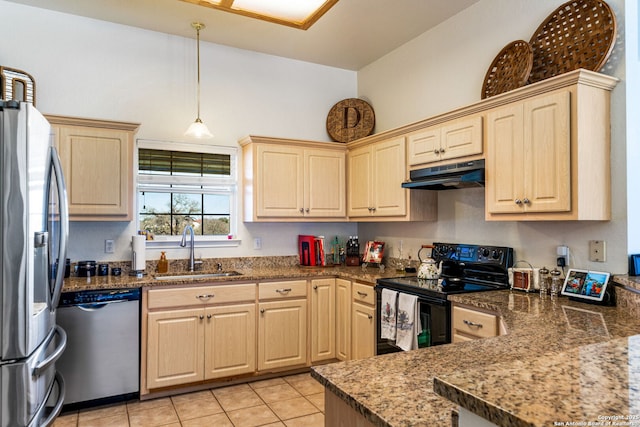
[351,282,376,360]
[258,299,307,371]
[335,278,352,361]
[310,278,336,362]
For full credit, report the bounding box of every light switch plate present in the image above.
[105,239,115,253]
[253,237,262,250]
[589,240,606,262]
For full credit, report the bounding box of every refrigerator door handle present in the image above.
[33,325,67,378]
[49,146,69,310]
[29,372,66,427]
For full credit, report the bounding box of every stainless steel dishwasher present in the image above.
[56,288,140,409]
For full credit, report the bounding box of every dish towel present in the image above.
[380,289,398,340]
[395,292,421,351]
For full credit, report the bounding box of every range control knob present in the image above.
[491,250,501,260]
[481,248,490,258]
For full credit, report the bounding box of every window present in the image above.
[137,140,237,243]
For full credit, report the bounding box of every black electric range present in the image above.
[374,242,514,353]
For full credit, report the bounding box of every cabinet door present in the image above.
[451,305,498,343]
[407,127,441,166]
[204,304,256,380]
[305,149,346,217]
[351,302,375,360]
[440,116,483,161]
[486,104,525,214]
[310,278,336,362]
[335,279,351,361]
[523,91,571,212]
[347,144,373,217]
[55,125,133,219]
[372,137,406,217]
[147,308,204,389]
[258,299,307,371]
[256,145,304,217]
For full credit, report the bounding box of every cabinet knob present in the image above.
[515,199,522,205]
[523,198,530,204]
[199,315,204,320]
[299,208,304,214]
[313,285,318,290]
[207,314,212,319]
[440,148,445,153]
[305,208,309,213]
[434,148,440,154]
[371,207,376,212]
[260,308,265,314]
[367,314,373,320]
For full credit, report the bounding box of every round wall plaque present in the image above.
[326,98,375,143]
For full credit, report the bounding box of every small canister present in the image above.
[550,268,563,296]
[539,266,550,296]
[98,263,109,276]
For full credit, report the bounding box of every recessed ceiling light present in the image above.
[180,0,338,30]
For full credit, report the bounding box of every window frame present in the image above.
[136,139,240,248]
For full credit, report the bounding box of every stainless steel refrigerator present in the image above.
[0,100,68,427]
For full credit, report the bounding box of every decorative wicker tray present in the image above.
[528,0,617,84]
[481,40,533,99]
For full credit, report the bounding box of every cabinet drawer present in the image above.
[352,282,375,306]
[148,283,256,309]
[259,280,307,300]
[452,306,498,339]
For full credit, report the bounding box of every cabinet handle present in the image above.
[199,315,204,320]
[434,148,440,154]
[305,208,309,213]
[523,198,530,204]
[275,288,292,294]
[260,308,265,314]
[371,207,376,212]
[367,314,373,320]
[440,148,445,153]
[463,319,483,328]
[357,291,368,297]
[299,208,304,214]
[196,294,215,300]
[313,285,318,290]
[514,199,522,205]
[207,314,212,319]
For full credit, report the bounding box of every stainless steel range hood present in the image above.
[402,159,484,190]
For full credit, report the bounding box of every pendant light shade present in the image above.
[185,22,213,139]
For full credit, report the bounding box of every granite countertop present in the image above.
[61,264,406,292]
[311,289,640,427]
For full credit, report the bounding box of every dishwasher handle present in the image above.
[73,299,131,311]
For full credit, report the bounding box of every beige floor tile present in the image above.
[254,384,301,403]
[305,392,325,412]
[53,412,78,427]
[248,377,286,389]
[77,413,129,427]
[171,389,214,404]
[78,404,127,423]
[181,412,234,427]
[128,404,179,427]
[261,423,286,427]
[283,412,325,427]
[285,377,324,396]
[226,404,279,427]
[126,397,173,415]
[268,397,319,420]
[173,395,224,421]
[282,373,311,383]
[213,384,264,412]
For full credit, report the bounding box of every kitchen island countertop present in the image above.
[311,287,640,427]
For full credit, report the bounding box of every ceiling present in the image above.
[5,0,480,70]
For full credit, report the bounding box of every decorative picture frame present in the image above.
[362,241,384,264]
[560,268,610,302]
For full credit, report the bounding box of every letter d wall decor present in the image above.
[326,98,375,142]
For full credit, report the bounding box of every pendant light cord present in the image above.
[195,22,203,121]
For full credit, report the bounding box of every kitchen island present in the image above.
[311,284,640,427]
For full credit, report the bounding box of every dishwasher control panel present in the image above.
[59,288,140,306]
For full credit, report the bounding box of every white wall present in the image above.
[626,0,640,256]
[0,1,358,262]
[357,0,631,274]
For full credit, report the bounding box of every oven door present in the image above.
[375,285,450,355]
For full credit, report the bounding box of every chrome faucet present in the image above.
[180,225,195,272]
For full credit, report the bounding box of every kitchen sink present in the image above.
[154,271,243,281]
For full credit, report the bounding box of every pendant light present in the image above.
[185,22,213,138]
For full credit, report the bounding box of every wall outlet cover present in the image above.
[589,240,606,262]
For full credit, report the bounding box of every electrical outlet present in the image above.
[557,245,569,267]
[105,239,115,253]
[589,240,606,262]
[253,237,262,250]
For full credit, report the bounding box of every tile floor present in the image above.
[53,373,325,427]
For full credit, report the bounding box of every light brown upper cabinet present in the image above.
[485,70,617,221]
[347,137,437,221]
[46,115,139,221]
[241,136,346,222]
[407,116,483,167]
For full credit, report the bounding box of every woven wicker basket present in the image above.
[481,40,533,99]
[528,0,617,84]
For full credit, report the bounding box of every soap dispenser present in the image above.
[157,251,169,274]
